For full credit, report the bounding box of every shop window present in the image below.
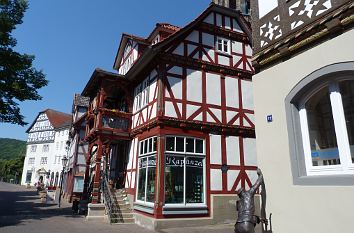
[286,63,354,184]
[136,137,157,205]
[164,136,205,206]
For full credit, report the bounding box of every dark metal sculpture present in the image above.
[235,168,271,233]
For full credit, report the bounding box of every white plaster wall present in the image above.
[186,69,202,102]
[173,44,184,56]
[225,76,239,108]
[210,169,222,191]
[226,136,240,165]
[241,80,254,110]
[206,73,221,105]
[218,55,230,66]
[167,76,182,99]
[253,29,354,233]
[210,134,222,164]
[186,30,199,43]
[203,12,214,25]
[202,33,214,47]
[165,102,178,118]
[243,138,257,166]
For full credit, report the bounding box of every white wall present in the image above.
[253,29,354,233]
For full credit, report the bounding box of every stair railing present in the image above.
[101,171,123,223]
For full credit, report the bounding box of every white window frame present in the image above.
[299,81,354,176]
[216,37,230,54]
[135,136,157,207]
[133,77,150,112]
[164,136,206,208]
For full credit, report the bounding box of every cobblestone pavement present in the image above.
[0,182,236,233]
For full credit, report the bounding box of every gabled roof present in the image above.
[124,3,252,81]
[113,33,149,70]
[81,68,129,98]
[146,23,180,42]
[26,109,72,133]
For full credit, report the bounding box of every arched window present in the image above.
[286,62,354,184]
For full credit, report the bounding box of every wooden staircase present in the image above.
[109,188,135,224]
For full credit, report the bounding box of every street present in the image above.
[0,182,235,233]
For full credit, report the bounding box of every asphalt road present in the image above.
[0,182,236,233]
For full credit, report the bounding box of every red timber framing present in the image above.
[81,3,256,221]
[81,69,134,203]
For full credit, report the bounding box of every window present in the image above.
[164,136,205,206]
[216,37,230,54]
[56,142,59,150]
[42,144,49,152]
[299,80,354,175]
[136,137,157,205]
[286,62,354,184]
[28,158,35,165]
[40,157,48,165]
[240,0,250,15]
[134,78,150,112]
[30,145,37,152]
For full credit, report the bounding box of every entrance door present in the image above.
[109,141,129,189]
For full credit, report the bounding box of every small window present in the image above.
[28,158,35,165]
[42,144,49,152]
[30,145,37,152]
[216,37,230,54]
[40,157,47,165]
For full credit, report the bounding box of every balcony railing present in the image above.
[102,116,129,131]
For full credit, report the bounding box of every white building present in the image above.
[21,109,72,187]
[251,0,354,233]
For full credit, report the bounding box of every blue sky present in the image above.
[0,0,211,140]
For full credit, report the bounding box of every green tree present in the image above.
[0,0,48,126]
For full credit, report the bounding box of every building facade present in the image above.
[81,2,257,229]
[251,0,354,233]
[63,94,89,202]
[21,109,71,187]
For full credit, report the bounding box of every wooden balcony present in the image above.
[85,108,132,142]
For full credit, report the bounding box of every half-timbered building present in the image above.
[82,2,256,229]
[21,109,71,187]
[62,94,90,202]
[251,0,354,232]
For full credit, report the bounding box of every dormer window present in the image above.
[216,37,230,54]
[152,35,160,45]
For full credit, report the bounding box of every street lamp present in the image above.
[58,156,68,208]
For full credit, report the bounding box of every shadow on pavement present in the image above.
[0,183,80,228]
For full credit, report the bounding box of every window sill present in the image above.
[293,174,354,186]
